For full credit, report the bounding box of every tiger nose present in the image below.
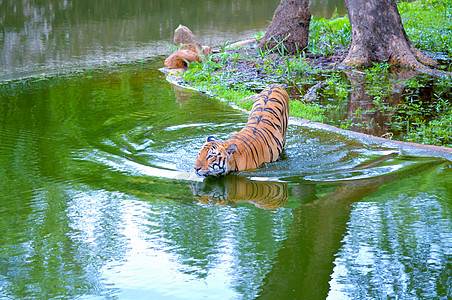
[194,166,201,172]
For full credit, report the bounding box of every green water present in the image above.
[1,59,451,300]
[1,1,451,299]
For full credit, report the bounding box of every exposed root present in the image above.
[303,81,327,102]
[340,53,451,77]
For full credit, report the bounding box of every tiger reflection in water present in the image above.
[192,175,288,210]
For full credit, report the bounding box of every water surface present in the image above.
[0,0,346,81]
[1,59,451,299]
[0,1,451,299]
[0,0,277,81]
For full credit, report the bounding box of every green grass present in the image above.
[179,0,452,147]
[406,111,452,147]
[184,68,326,121]
[399,0,452,57]
[289,100,326,122]
[308,15,351,56]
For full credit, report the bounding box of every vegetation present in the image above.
[308,15,350,56]
[399,0,452,57]
[183,51,328,122]
[181,0,452,147]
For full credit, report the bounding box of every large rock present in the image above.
[174,25,203,55]
[165,25,211,69]
[164,49,199,69]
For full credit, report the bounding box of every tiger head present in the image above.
[194,136,238,177]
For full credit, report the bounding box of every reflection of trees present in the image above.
[343,69,418,136]
[332,198,452,299]
[0,183,130,298]
[257,178,394,299]
[0,0,277,80]
[157,186,293,297]
[0,75,133,297]
[330,159,452,299]
[257,156,449,299]
[0,0,275,34]
[163,177,290,289]
[0,66,179,298]
[192,175,288,210]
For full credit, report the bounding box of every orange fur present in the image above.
[194,85,289,177]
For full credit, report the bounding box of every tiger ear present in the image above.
[226,144,237,157]
[206,136,216,142]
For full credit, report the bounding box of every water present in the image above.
[1,1,451,299]
[0,0,277,81]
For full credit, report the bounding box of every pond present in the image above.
[1,1,451,299]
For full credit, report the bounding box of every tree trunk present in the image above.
[342,0,438,70]
[343,70,407,136]
[258,0,311,55]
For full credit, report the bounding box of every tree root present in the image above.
[340,50,451,78]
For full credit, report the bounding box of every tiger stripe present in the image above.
[194,84,289,177]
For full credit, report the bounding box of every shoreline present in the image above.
[164,72,452,162]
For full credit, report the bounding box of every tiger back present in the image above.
[194,84,289,177]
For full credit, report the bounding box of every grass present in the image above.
[180,0,452,147]
[308,15,351,56]
[183,59,327,122]
[399,0,452,57]
[290,101,326,122]
[406,111,452,147]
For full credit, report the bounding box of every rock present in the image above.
[164,49,200,69]
[182,44,200,55]
[165,25,210,69]
[174,25,203,55]
[202,45,212,57]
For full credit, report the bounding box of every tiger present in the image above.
[192,175,289,210]
[193,84,289,177]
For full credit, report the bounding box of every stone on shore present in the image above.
[174,25,203,55]
[165,25,211,69]
[202,45,212,57]
[164,49,200,69]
